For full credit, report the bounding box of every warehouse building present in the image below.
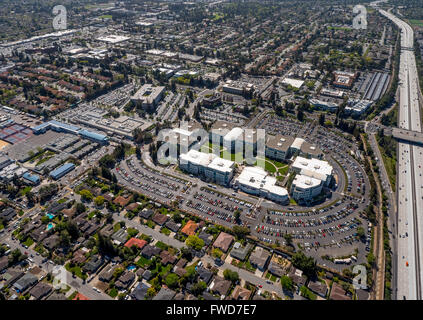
[49,163,75,180]
[22,172,41,185]
[32,120,108,144]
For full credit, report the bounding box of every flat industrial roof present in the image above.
[266,134,295,152]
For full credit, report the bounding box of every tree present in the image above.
[356,227,365,241]
[281,275,294,293]
[165,273,179,289]
[319,113,325,126]
[234,209,241,224]
[94,196,105,207]
[80,189,93,202]
[291,251,317,278]
[185,235,204,251]
[212,248,223,259]
[283,233,293,247]
[232,226,250,240]
[223,269,239,283]
[297,109,304,122]
[76,202,86,214]
[191,281,207,295]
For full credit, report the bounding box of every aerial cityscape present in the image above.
[0,0,422,306]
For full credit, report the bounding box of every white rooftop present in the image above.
[236,166,288,196]
[223,127,244,143]
[282,78,304,89]
[292,156,333,181]
[207,157,235,174]
[97,35,130,43]
[293,174,322,189]
[180,149,216,167]
[291,137,305,150]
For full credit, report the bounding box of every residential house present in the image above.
[153,287,176,300]
[308,279,328,298]
[131,282,150,300]
[159,250,177,265]
[213,232,234,253]
[181,220,198,236]
[115,271,135,290]
[13,273,38,292]
[165,220,180,233]
[124,238,147,250]
[152,213,168,226]
[329,282,352,300]
[249,246,271,271]
[83,255,103,274]
[197,266,213,284]
[210,276,231,296]
[230,242,252,261]
[29,282,52,300]
[139,208,154,219]
[141,245,161,259]
[231,285,252,300]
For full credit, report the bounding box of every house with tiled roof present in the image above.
[124,238,147,250]
[73,292,90,300]
[181,220,199,236]
[113,195,131,207]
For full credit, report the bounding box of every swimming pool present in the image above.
[46,213,55,219]
[46,223,54,231]
[127,265,136,271]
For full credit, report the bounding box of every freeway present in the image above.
[379,8,423,300]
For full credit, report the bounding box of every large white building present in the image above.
[291,174,323,202]
[291,156,333,186]
[205,157,235,185]
[235,166,289,204]
[179,149,235,185]
[290,156,333,202]
[131,84,165,109]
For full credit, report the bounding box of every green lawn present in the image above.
[108,288,118,298]
[278,166,289,176]
[408,19,423,27]
[65,263,87,280]
[155,241,168,251]
[289,198,298,205]
[22,237,34,247]
[136,255,151,268]
[160,227,171,236]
